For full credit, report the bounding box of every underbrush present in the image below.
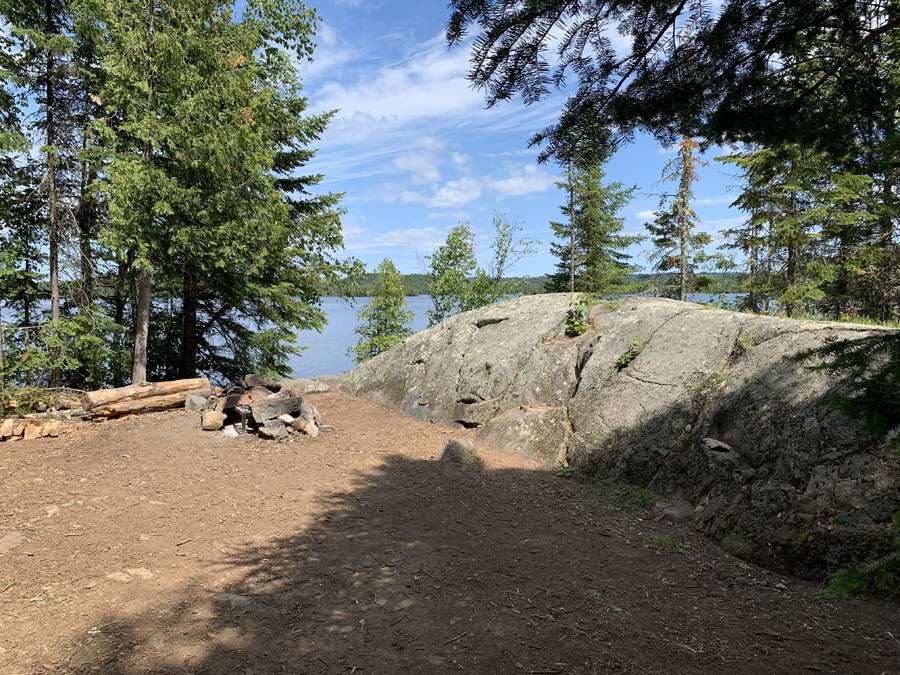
[0,387,56,415]
[821,512,900,601]
[578,478,659,516]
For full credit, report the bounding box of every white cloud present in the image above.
[365,182,408,203]
[310,34,485,125]
[392,151,441,184]
[694,196,733,206]
[427,211,470,220]
[487,164,555,198]
[341,225,451,254]
[429,177,483,207]
[318,23,338,47]
[635,210,657,219]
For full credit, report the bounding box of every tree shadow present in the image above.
[57,450,900,675]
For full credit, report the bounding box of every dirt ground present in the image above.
[0,390,898,675]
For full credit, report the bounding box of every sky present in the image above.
[296,0,746,278]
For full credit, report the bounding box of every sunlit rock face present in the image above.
[344,294,900,580]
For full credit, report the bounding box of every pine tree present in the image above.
[88,0,354,383]
[349,258,414,364]
[719,145,875,317]
[545,160,640,295]
[645,137,716,301]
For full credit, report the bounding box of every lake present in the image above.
[288,296,435,378]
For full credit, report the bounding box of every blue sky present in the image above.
[297,0,745,277]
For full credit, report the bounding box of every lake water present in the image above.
[288,296,435,378]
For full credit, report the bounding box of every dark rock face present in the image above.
[343,294,900,581]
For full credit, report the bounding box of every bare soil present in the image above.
[1,390,898,675]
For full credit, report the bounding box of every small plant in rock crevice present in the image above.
[555,457,574,477]
[735,331,754,353]
[615,336,642,370]
[564,294,594,337]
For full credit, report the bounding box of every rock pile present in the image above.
[0,417,64,442]
[196,374,332,440]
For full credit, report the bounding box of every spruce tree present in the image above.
[645,137,716,301]
[349,258,414,364]
[88,0,353,383]
[545,160,640,295]
[719,145,874,317]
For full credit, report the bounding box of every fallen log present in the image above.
[91,387,213,418]
[81,378,210,411]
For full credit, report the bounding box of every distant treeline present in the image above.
[322,272,747,297]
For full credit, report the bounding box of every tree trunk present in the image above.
[132,266,151,384]
[179,261,198,378]
[82,376,210,410]
[785,174,797,318]
[568,160,575,294]
[76,118,95,309]
[91,387,213,418]
[45,0,61,387]
[132,0,156,385]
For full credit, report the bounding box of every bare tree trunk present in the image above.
[568,160,575,294]
[45,0,61,387]
[132,266,151,384]
[678,138,691,303]
[179,261,198,378]
[785,172,797,318]
[132,0,155,384]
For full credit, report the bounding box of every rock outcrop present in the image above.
[343,294,900,580]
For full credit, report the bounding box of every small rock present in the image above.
[45,505,60,517]
[201,410,227,431]
[125,568,154,580]
[319,425,335,433]
[0,418,16,439]
[3,399,16,411]
[185,394,208,412]
[244,373,281,391]
[258,420,288,441]
[702,438,733,452]
[36,402,47,412]
[0,530,24,554]
[106,571,133,583]
[43,420,61,438]
[23,423,42,441]
[440,439,479,464]
[835,512,856,526]
[219,593,252,608]
[277,414,294,424]
[221,425,240,438]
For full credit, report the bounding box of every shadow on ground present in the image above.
[59,454,900,675]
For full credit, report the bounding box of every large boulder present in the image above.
[343,294,900,581]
